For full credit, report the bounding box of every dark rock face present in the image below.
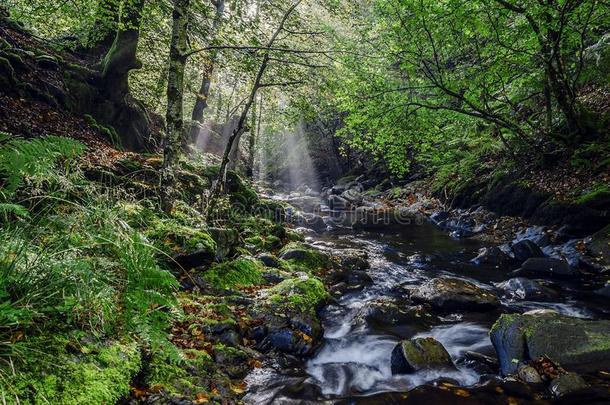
[471,247,514,267]
[332,249,369,272]
[410,277,500,311]
[390,337,455,374]
[287,196,321,213]
[518,257,575,277]
[495,278,559,301]
[490,313,610,375]
[511,240,545,262]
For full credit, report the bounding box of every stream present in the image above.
[243,192,609,404]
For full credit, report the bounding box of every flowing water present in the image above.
[244,194,609,404]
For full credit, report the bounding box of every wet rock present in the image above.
[495,277,559,301]
[543,239,584,268]
[328,194,351,211]
[332,248,369,272]
[517,365,543,384]
[518,257,575,277]
[586,224,610,272]
[410,277,500,311]
[471,246,514,267]
[213,346,250,378]
[341,189,364,206]
[511,240,545,262]
[430,211,451,225]
[357,300,437,336]
[513,226,551,247]
[490,313,610,375]
[287,196,321,213]
[390,337,456,374]
[278,243,329,270]
[549,373,588,397]
[302,213,327,233]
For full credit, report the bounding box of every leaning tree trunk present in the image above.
[246,93,262,178]
[100,0,145,101]
[161,0,191,213]
[188,0,225,145]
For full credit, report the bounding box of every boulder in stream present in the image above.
[490,313,610,375]
[495,277,559,301]
[518,257,575,277]
[548,372,589,398]
[471,246,514,267]
[510,240,545,262]
[390,337,456,374]
[410,277,500,311]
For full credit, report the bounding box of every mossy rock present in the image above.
[490,313,610,375]
[267,275,329,315]
[145,348,214,399]
[10,340,141,404]
[146,219,216,257]
[203,256,264,289]
[285,229,305,242]
[391,337,455,374]
[575,184,610,209]
[278,242,329,271]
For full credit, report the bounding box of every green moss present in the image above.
[268,276,329,315]
[575,184,610,205]
[278,242,329,271]
[9,340,141,404]
[203,257,264,289]
[145,349,213,398]
[285,229,305,242]
[146,218,216,256]
[489,313,520,336]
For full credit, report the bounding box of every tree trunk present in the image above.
[246,94,262,178]
[188,0,225,144]
[100,0,146,101]
[161,0,191,213]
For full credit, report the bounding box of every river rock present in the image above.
[471,246,514,267]
[341,189,364,206]
[495,277,559,301]
[511,240,545,262]
[549,373,589,397]
[209,227,239,261]
[517,365,543,384]
[518,257,575,277]
[490,313,610,375]
[328,194,351,211]
[390,337,456,374]
[585,224,610,271]
[332,248,369,271]
[513,226,551,247]
[410,277,500,311]
[302,213,327,233]
[287,196,321,213]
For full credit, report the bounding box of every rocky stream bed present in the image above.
[241,178,610,404]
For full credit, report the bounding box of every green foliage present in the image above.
[0,133,85,196]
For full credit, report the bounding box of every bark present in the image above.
[100,0,145,101]
[161,0,191,213]
[188,0,225,144]
[246,94,262,178]
[206,0,303,218]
